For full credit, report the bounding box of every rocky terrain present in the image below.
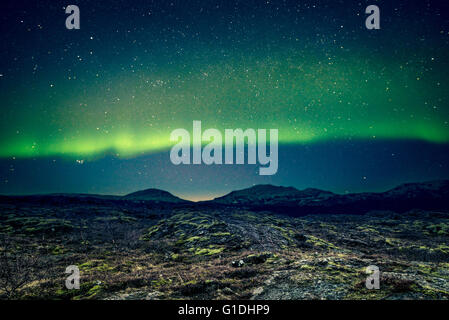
[0,181,449,300]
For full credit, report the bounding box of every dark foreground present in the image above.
[1,196,448,300]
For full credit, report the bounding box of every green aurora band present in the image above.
[1,51,448,159]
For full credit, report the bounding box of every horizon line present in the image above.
[1,178,448,202]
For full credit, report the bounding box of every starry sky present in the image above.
[1,0,449,200]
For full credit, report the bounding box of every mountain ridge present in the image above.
[123,188,187,203]
[207,179,449,216]
[1,180,449,215]
[212,184,335,205]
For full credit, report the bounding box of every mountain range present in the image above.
[1,180,449,216]
[211,180,449,215]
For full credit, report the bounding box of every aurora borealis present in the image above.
[1,0,449,200]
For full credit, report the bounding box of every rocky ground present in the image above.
[1,200,448,300]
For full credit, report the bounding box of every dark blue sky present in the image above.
[1,0,448,200]
[1,140,449,200]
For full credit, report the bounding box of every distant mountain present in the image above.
[1,180,448,215]
[210,180,449,216]
[0,188,189,206]
[123,188,188,203]
[213,184,335,206]
[46,193,121,200]
[384,180,449,199]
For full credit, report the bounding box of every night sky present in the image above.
[1,0,449,200]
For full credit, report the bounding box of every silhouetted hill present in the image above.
[213,184,335,205]
[210,180,449,216]
[0,188,189,206]
[123,188,188,203]
[384,180,449,199]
